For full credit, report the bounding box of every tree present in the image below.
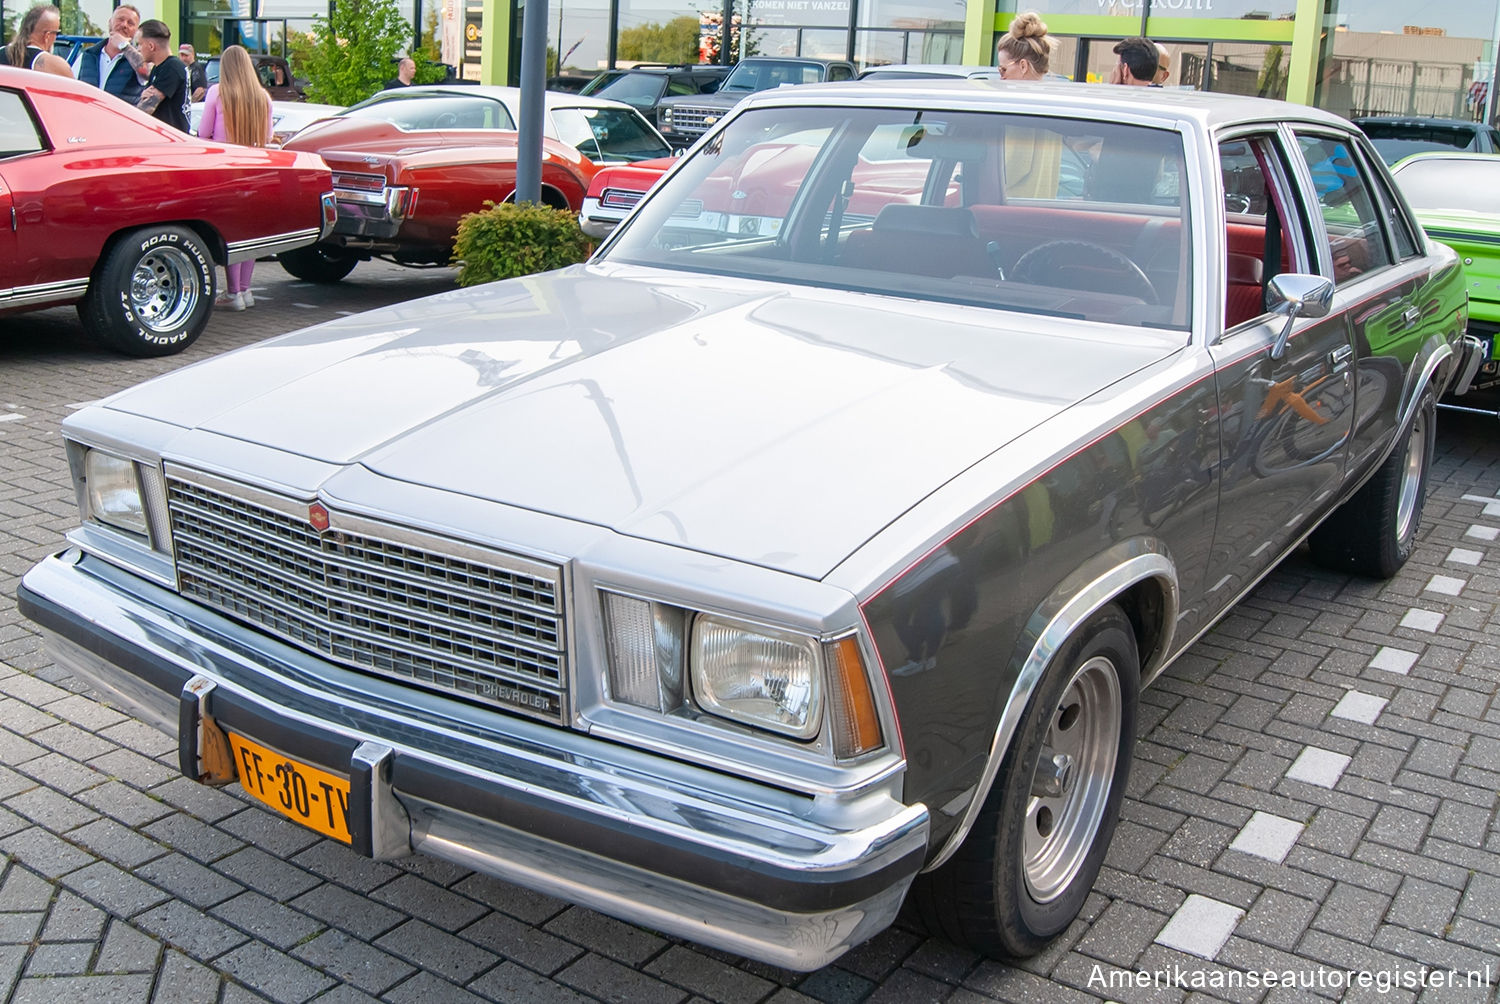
[413,5,451,81]
[617,15,699,65]
[302,0,414,105]
[57,0,101,35]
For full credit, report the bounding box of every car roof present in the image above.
[1391,150,1500,170]
[362,84,640,113]
[607,65,730,74]
[740,78,1352,133]
[857,64,999,79]
[1354,115,1482,128]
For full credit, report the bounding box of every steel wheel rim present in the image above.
[130,246,200,334]
[1023,655,1121,904]
[1395,409,1427,543]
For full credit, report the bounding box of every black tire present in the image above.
[79,225,214,357]
[1307,386,1435,578]
[908,604,1139,957]
[279,244,359,283]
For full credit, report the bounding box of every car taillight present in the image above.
[600,188,645,211]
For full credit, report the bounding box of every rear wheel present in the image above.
[1307,386,1434,578]
[908,604,1139,957]
[279,245,360,283]
[79,225,214,357]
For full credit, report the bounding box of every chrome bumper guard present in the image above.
[332,186,413,241]
[1450,333,1488,397]
[19,551,929,971]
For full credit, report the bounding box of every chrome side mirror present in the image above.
[1267,273,1335,361]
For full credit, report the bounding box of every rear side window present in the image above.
[1295,133,1395,284]
[0,90,46,158]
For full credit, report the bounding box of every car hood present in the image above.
[660,92,750,112]
[100,265,1176,578]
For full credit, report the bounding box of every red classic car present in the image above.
[278,86,671,283]
[580,124,962,240]
[0,67,334,356]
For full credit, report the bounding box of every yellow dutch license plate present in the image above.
[228,733,352,844]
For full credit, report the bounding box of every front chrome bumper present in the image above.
[19,550,929,971]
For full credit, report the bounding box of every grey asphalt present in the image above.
[1,258,1498,1003]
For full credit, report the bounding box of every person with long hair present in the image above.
[197,45,273,311]
[6,4,74,77]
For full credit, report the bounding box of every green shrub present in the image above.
[452,202,594,287]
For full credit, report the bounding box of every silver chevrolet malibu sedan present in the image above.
[20,81,1481,969]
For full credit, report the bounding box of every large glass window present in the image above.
[1315,1,1500,120]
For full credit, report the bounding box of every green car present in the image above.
[1391,151,1500,396]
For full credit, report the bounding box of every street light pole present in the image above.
[514,0,549,204]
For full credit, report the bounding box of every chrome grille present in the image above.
[166,472,568,722]
[666,105,718,135]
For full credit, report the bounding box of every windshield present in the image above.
[551,106,671,162]
[583,73,668,109]
[343,95,516,131]
[721,60,825,92]
[606,105,1190,329]
[1395,159,1500,215]
[1360,122,1482,164]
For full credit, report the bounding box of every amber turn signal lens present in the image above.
[825,636,882,759]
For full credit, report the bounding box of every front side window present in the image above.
[1219,133,1312,329]
[1296,133,1394,284]
[607,105,1191,329]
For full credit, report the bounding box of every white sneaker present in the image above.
[242,289,254,308]
[215,291,245,311]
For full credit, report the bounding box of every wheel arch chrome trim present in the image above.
[923,549,1177,872]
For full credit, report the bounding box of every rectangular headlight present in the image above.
[85,450,148,539]
[690,614,822,739]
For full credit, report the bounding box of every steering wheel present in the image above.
[433,112,458,128]
[1011,240,1158,304]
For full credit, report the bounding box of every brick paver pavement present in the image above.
[1,260,1497,1003]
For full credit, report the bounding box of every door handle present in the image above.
[1329,344,1353,369]
[1401,305,1421,328]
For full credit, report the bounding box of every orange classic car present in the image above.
[0,67,334,356]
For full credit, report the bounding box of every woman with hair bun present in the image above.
[995,12,1064,198]
[995,11,1059,81]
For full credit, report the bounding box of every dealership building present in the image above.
[23,0,1498,124]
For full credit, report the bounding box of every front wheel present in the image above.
[279,244,359,283]
[1307,386,1434,578]
[79,225,214,357]
[907,604,1139,957]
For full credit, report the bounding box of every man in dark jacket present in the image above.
[74,3,147,103]
[135,20,191,132]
